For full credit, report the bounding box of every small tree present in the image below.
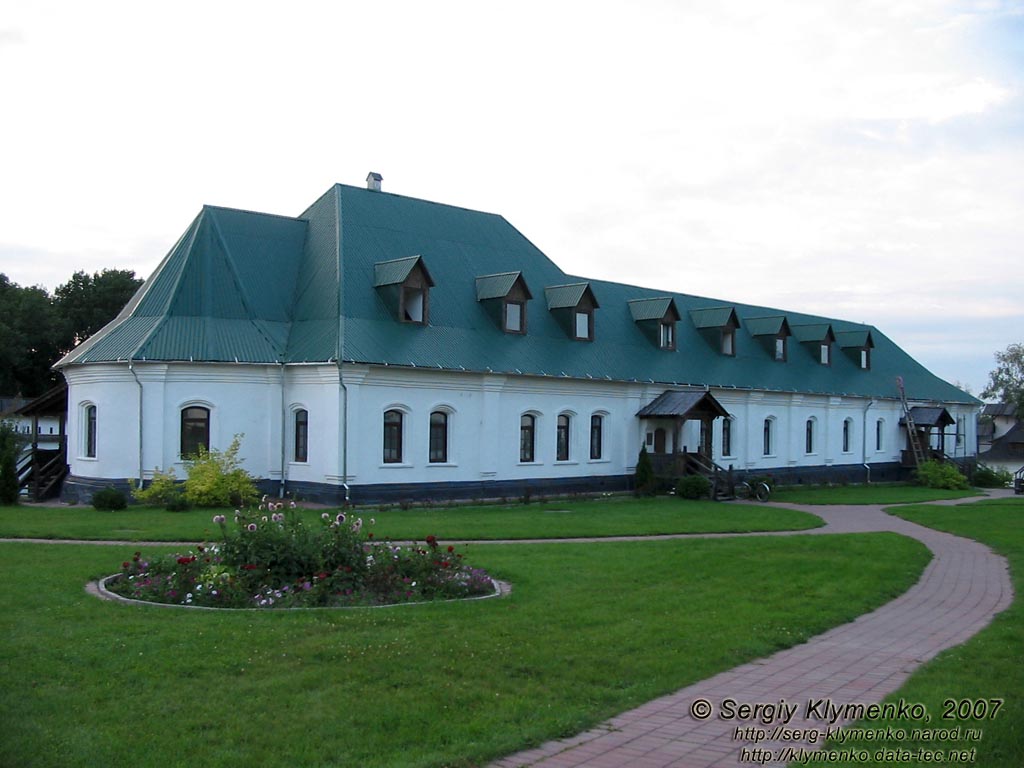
[635,445,655,496]
[982,342,1024,418]
[0,421,26,504]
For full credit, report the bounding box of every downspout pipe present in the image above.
[335,185,350,505]
[862,398,875,485]
[279,363,287,499]
[128,360,144,489]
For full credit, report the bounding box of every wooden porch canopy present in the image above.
[899,406,954,429]
[636,390,729,420]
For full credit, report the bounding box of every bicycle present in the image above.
[734,480,771,502]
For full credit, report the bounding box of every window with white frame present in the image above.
[842,418,853,453]
[763,417,774,456]
[520,413,536,462]
[84,404,97,458]
[429,411,449,463]
[590,414,604,460]
[180,406,210,457]
[294,409,308,463]
[556,414,571,461]
[383,409,404,463]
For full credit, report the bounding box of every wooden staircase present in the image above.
[17,444,67,502]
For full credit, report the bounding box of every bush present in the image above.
[92,486,127,511]
[132,468,182,508]
[108,507,496,608]
[635,445,655,496]
[183,434,259,508]
[0,421,25,505]
[676,474,711,499]
[973,466,1013,488]
[914,460,969,490]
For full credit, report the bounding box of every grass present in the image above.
[0,496,822,541]
[0,532,929,768]
[798,496,1024,767]
[769,484,983,505]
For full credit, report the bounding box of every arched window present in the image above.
[294,409,309,463]
[805,418,815,454]
[520,414,536,463]
[876,418,884,451]
[763,418,774,456]
[590,414,603,460]
[85,404,97,458]
[383,410,404,463]
[556,414,571,461]
[721,417,733,457]
[180,406,210,457]
[842,418,853,453]
[429,411,448,464]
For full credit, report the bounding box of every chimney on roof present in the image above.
[366,172,383,192]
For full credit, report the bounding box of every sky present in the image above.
[2,0,1022,397]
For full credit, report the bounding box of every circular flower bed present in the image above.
[104,504,498,609]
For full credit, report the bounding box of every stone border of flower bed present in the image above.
[87,573,512,610]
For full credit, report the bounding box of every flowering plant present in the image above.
[107,502,495,608]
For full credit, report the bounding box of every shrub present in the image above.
[914,460,969,490]
[183,434,259,508]
[92,486,127,511]
[676,474,711,499]
[635,445,655,496]
[108,506,496,608]
[132,468,182,508]
[973,465,1012,488]
[0,421,25,505]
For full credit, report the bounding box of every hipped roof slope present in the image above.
[56,184,977,405]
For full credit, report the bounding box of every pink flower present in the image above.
[247,523,257,532]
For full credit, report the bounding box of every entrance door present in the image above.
[653,428,667,454]
[699,420,711,456]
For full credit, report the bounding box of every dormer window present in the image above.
[836,330,875,370]
[660,320,675,350]
[575,310,593,341]
[628,297,679,351]
[689,306,740,357]
[374,255,435,326]
[545,282,599,342]
[476,271,532,335]
[775,335,787,361]
[791,323,836,365]
[747,315,791,362]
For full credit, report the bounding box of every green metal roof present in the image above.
[791,323,835,343]
[689,306,738,329]
[836,329,874,348]
[544,283,595,310]
[56,183,979,405]
[627,297,676,322]
[476,272,526,301]
[746,315,789,337]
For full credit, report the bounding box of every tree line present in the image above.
[0,269,142,398]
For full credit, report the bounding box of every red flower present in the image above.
[242,564,260,571]
[425,535,438,549]
[122,561,130,569]
[441,561,450,568]
[176,556,196,565]
[447,545,454,553]
[368,532,375,539]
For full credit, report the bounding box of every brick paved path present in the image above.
[490,493,1014,768]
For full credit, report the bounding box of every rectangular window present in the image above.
[805,419,814,454]
[721,329,735,356]
[556,414,570,461]
[590,415,603,460]
[520,415,536,462]
[763,419,773,456]
[574,311,591,340]
[775,336,786,361]
[383,410,403,463]
[429,411,448,463]
[722,418,732,457]
[842,419,852,452]
[820,343,831,365]
[294,409,308,463]
[402,288,426,324]
[505,301,524,333]
[876,419,884,451]
[860,349,870,369]
[181,406,210,457]
[85,405,97,458]
[660,321,675,350]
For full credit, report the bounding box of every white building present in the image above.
[55,178,980,504]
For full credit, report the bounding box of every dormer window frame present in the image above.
[689,306,740,358]
[820,341,831,366]
[836,330,875,370]
[476,271,532,336]
[628,297,680,352]
[660,319,676,351]
[721,327,736,357]
[791,323,836,365]
[545,282,600,342]
[374,255,435,327]
[774,334,788,362]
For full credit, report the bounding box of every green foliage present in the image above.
[914,460,970,490]
[974,465,1013,488]
[131,468,182,509]
[0,421,26,505]
[91,487,127,511]
[982,342,1024,418]
[52,269,142,349]
[676,474,711,499]
[182,434,258,508]
[111,508,495,608]
[634,445,655,496]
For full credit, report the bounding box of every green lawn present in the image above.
[769,484,983,505]
[0,496,822,541]
[1,533,928,768]
[797,497,1024,767]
